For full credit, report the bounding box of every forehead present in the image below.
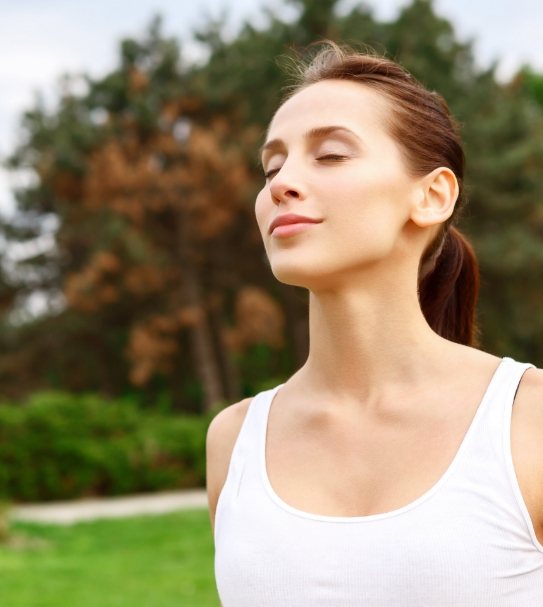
[267,79,391,140]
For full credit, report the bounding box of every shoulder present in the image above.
[207,397,254,449]
[206,396,254,530]
[511,365,543,540]
[512,366,543,458]
[513,365,543,424]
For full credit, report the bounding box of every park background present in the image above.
[1,0,543,604]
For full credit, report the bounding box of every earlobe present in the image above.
[410,167,458,228]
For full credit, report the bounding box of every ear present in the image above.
[410,167,458,228]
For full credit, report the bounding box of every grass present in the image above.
[0,508,219,607]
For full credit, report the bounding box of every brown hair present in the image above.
[283,42,480,346]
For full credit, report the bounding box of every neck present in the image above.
[297,272,460,404]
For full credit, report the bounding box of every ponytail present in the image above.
[418,227,480,346]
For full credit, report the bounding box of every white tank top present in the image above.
[214,357,543,606]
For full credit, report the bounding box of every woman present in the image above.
[206,43,543,605]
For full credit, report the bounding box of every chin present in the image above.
[271,267,311,288]
[270,261,337,291]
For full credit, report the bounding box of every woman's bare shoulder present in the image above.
[514,365,543,422]
[207,397,254,462]
[511,365,543,541]
[206,396,254,530]
[513,366,543,452]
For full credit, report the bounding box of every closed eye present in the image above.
[263,155,348,180]
[264,167,280,180]
[317,154,348,162]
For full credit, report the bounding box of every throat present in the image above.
[304,288,437,397]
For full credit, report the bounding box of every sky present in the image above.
[1,0,543,219]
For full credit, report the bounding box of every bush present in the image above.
[0,392,210,502]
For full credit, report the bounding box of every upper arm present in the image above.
[206,397,253,534]
[511,366,543,543]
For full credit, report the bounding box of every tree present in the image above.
[3,1,543,407]
[3,18,287,410]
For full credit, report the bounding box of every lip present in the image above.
[268,213,323,235]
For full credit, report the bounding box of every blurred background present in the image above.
[0,0,543,607]
[2,0,543,506]
[0,0,542,604]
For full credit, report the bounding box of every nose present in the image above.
[269,162,305,204]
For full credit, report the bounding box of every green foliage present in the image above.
[520,66,543,108]
[2,0,543,408]
[0,392,209,502]
[192,0,543,364]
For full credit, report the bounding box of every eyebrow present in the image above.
[259,125,362,158]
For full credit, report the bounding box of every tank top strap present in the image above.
[499,356,536,407]
[214,384,284,544]
[231,384,284,463]
[461,356,536,467]
[490,356,535,429]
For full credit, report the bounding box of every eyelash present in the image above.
[264,167,280,180]
[263,155,348,180]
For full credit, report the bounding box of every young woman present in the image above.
[206,43,543,605]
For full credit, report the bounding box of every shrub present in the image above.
[0,392,209,502]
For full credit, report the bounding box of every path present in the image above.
[9,489,208,525]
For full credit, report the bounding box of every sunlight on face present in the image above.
[255,79,423,293]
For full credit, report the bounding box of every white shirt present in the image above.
[215,357,543,606]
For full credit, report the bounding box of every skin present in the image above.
[206,79,543,544]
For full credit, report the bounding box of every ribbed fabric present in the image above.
[214,357,543,606]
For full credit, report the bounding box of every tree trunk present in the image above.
[183,266,225,413]
[176,209,226,413]
[209,298,242,404]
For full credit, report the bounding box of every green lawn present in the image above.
[0,509,219,607]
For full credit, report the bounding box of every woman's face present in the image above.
[255,79,424,292]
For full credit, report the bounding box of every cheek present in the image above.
[254,189,269,235]
[326,177,411,251]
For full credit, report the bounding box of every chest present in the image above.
[265,404,472,517]
[216,474,542,607]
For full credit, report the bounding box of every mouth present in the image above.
[268,214,323,235]
[270,221,321,238]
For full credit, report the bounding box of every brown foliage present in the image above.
[55,94,271,399]
[123,264,170,296]
[81,111,256,250]
[64,251,122,312]
[129,68,149,92]
[127,313,181,386]
[224,286,285,353]
[52,170,83,201]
